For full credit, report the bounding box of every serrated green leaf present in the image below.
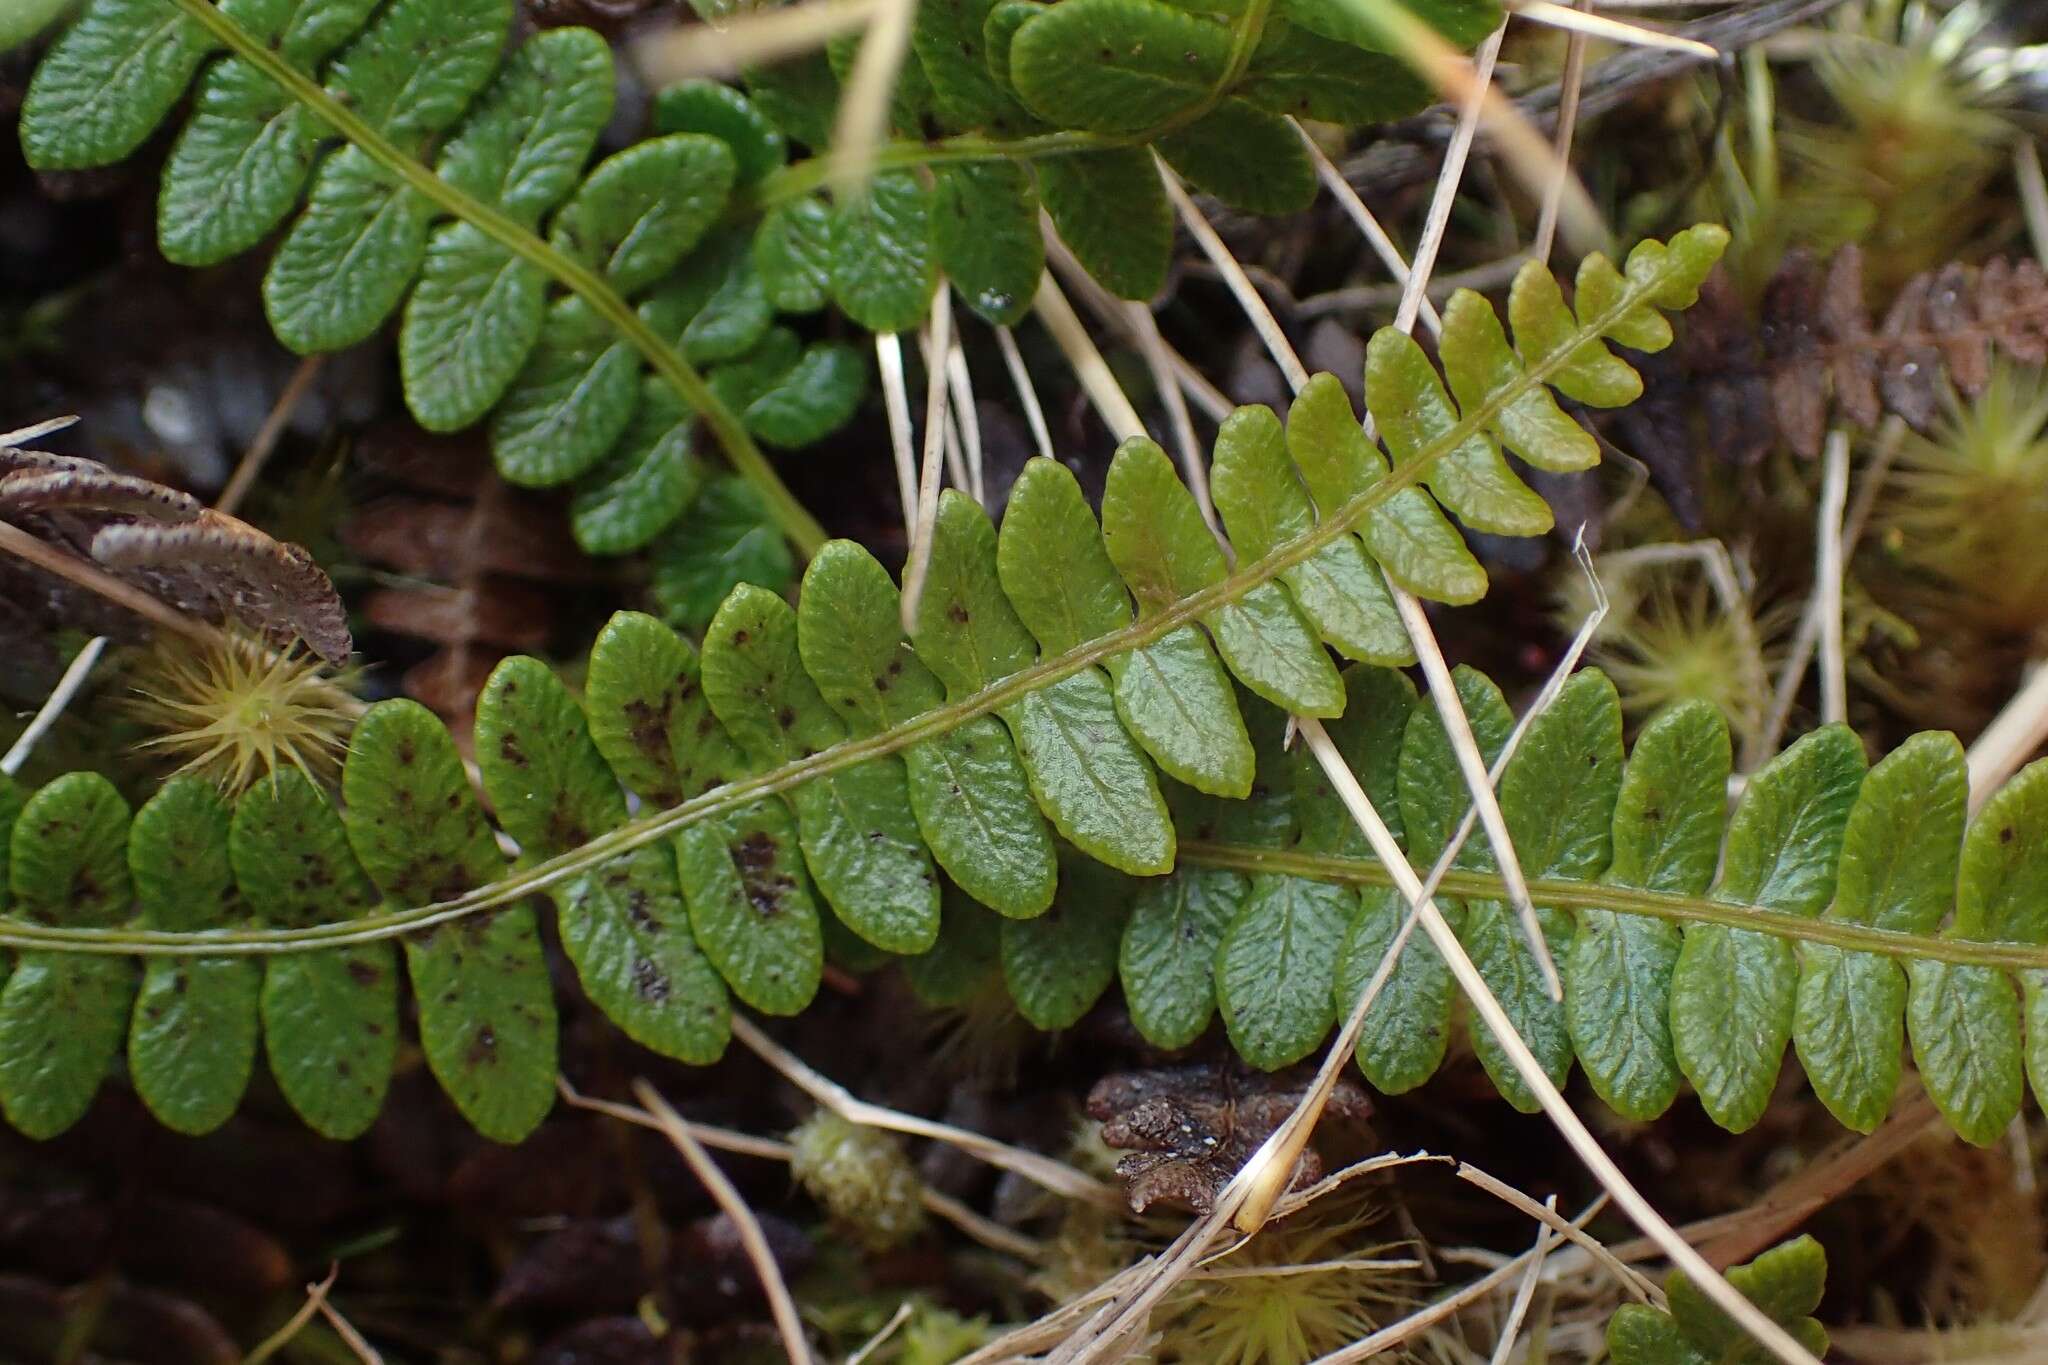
[0,955,134,1138]
[1440,287,1597,472]
[905,886,1004,1007]
[650,476,798,633]
[828,26,937,134]
[1157,100,1315,214]
[1667,1235,1829,1365]
[1509,259,1643,409]
[401,29,616,429]
[1340,886,1456,1092]
[675,800,825,1013]
[0,773,135,1138]
[831,171,936,333]
[325,0,508,143]
[1465,671,1620,1109]
[1010,0,1229,132]
[1953,757,2048,944]
[1038,148,1170,301]
[571,381,704,556]
[550,135,735,295]
[2025,968,2048,1124]
[158,0,382,267]
[1217,873,1350,1069]
[1000,851,1130,1028]
[127,777,257,1135]
[1673,725,1866,1133]
[1909,758,2048,1139]
[746,341,867,448]
[1567,700,1724,1115]
[1909,960,2023,1145]
[915,0,1039,132]
[1105,436,1342,716]
[476,656,731,1063]
[1212,404,1411,665]
[1397,666,1512,869]
[264,0,510,352]
[1797,732,1965,1132]
[933,161,1043,327]
[230,771,394,1140]
[704,585,939,953]
[1285,372,1486,604]
[916,484,1174,875]
[803,539,1052,923]
[402,225,550,431]
[21,0,217,170]
[660,228,777,365]
[1120,865,1244,1047]
[585,610,748,805]
[1607,1303,1710,1365]
[1367,328,1552,537]
[345,700,556,1143]
[264,148,436,354]
[1239,21,1430,124]
[654,80,786,184]
[754,197,835,313]
[490,295,641,486]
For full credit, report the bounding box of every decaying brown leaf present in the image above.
[0,432,351,662]
[1086,1063,1372,1214]
[1764,246,2048,456]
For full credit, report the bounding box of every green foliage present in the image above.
[19,0,1505,556]
[19,0,858,551]
[1608,1236,1830,1364]
[59,230,2048,1157]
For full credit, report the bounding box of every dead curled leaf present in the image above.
[1087,1063,1373,1214]
[0,435,350,663]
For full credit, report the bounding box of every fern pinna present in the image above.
[19,0,1499,566]
[8,224,2045,1157]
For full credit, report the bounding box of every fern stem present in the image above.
[160,0,828,557]
[6,837,2045,972]
[1179,842,2048,971]
[0,250,1718,957]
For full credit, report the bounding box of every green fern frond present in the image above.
[40,230,2048,1160]
[18,0,1501,555]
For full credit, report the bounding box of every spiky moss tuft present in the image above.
[1882,362,2048,641]
[788,1110,927,1252]
[1560,561,1789,753]
[123,634,357,793]
[1150,1203,1420,1364]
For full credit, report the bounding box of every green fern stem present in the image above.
[0,243,1701,953]
[1177,843,2048,973]
[6,835,2046,973]
[161,0,828,557]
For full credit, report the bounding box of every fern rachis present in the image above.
[8,220,2045,1159]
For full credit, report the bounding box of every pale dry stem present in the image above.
[632,1079,816,1364]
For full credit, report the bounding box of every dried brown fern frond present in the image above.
[1611,247,2048,522]
[1767,246,2048,456]
[0,428,350,662]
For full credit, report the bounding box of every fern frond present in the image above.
[19,0,1503,556]
[49,232,2048,1160]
